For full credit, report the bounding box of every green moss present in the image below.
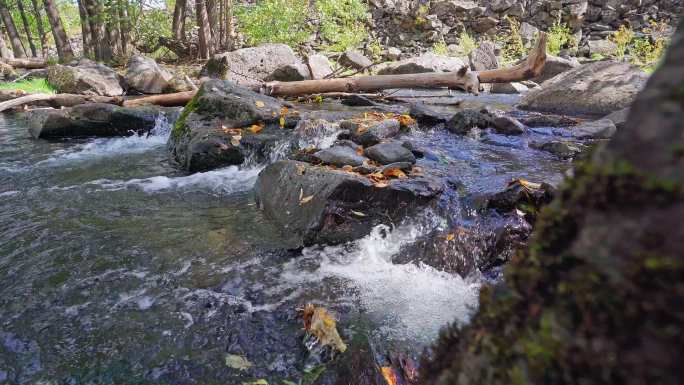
[171,91,201,141]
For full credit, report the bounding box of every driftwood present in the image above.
[122,91,197,107]
[0,93,122,112]
[0,58,48,69]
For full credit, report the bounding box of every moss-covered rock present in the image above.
[420,19,684,385]
[167,79,283,172]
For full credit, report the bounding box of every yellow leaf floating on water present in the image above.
[300,195,314,205]
[279,117,285,128]
[225,354,253,371]
[380,367,399,385]
[255,100,265,108]
[351,210,366,217]
[511,178,542,190]
[446,233,455,241]
[301,304,347,353]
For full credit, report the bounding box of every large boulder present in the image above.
[254,160,443,247]
[200,44,306,87]
[168,80,284,172]
[377,53,466,75]
[124,55,173,94]
[307,54,334,79]
[26,103,168,138]
[519,61,648,116]
[47,59,124,96]
[420,20,684,385]
[469,41,498,71]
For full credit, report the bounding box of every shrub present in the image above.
[367,39,383,61]
[432,40,449,56]
[610,25,635,60]
[547,19,574,55]
[497,16,525,64]
[456,30,477,57]
[315,0,368,52]
[236,0,311,48]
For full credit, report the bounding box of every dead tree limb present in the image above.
[0,93,122,112]
[122,91,197,107]
[0,58,48,69]
[478,32,547,83]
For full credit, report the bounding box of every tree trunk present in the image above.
[30,0,49,57]
[83,0,109,61]
[0,0,26,58]
[172,0,186,41]
[77,0,93,58]
[43,0,74,62]
[206,0,217,51]
[106,3,121,58]
[218,0,223,49]
[225,0,233,50]
[16,0,37,57]
[117,0,129,55]
[196,0,212,59]
[0,26,12,59]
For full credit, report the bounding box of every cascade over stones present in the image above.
[420,20,684,385]
[255,160,443,247]
[168,80,283,172]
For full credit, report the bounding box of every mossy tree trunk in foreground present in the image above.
[420,19,684,385]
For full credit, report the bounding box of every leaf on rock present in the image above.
[397,114,415,127]
[279,117,286,128]
[300,304,347,353]
[445,233,455,241]
[255,100,265,108]
[383,168,407,179]
[248,122,264,134]
[380,367,399,385]
[300,195,314,205]
[225,354,253,371]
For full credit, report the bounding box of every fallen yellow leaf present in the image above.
[398,114,415,127]
[248,122,264,134]
[255,100,265,108]
[380,367,398,385]
[279,117,285,128]
[300,195,314,205]
[351,210,366,217]
[446,233,455,241]
[374,182,389,188]
[301,304,347,353]
[383,168,407,179]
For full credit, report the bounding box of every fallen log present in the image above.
[1,58,48,69]
[262,32,547,97]
[0,93,122,112]
[122,91,197,107]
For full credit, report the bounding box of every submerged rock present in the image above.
[254,160,442,247]
[47,59,124,96]
[519,61,648,116]
[26,103,169,138]
[446,109,492,134]
[491,116,526,135]
[168,80,283,172]
[530,140,584,159]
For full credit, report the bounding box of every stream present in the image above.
[0,94,573,384]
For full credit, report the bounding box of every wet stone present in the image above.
[446,109,493,135]
[530,140,584,159]
[491,116,526,135]
[350,119,402,147]
[572,118,617,139]
[364,142,416,165]
[409,102,452,126]
[314,146,368,167]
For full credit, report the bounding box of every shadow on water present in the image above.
[0,95,574,383]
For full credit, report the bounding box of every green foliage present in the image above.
[610,25,635,60]
[130,8,173,51]
[456,30,477,57]
[432,40,449,56]
[497,16,525,64]
[367,39,383,61]
[547,19,574,55]
[315,0,368,52]
[0,78,55,94]
[235,0,311,48]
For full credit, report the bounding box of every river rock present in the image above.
[168,79,283,172]
[340,50,373,70]
[313,146,367,167]
[346,118,402,146]
[307,54,334,79]
[446,109,492,134]
[364,141,416,165]
[201,44,306,87]
[588,39,618,56]
[490,82,529,94]
[265,62,311,81]
[26,103,166,138]
[409,102,451,125]
[488,179,555,221]
[491,116,526,135]
[254,160,442,247]
[47,59,124,96]
[530,140,583,158]
[124,55,173,94]
[519,61,648,116]
[531,55,581,84]
[571,118,617,139]
[377,53,466,75]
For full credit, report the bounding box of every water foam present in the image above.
[38,113,172,165]
[288,214,481,344]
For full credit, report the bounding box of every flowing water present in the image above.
[0,98,573,384]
